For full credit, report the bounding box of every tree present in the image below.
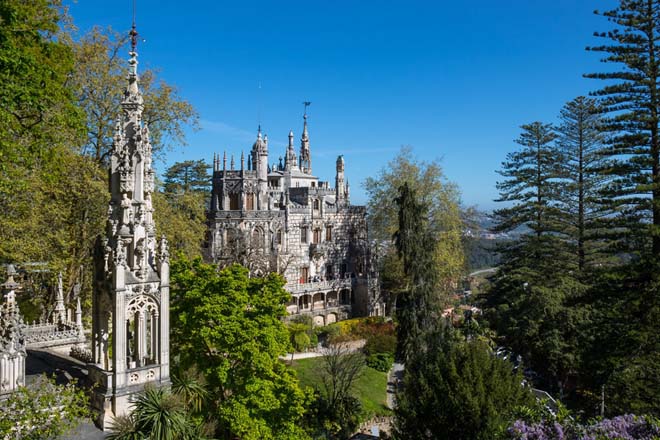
[393,183,439,361]
[0,375,90,440]
[555,96,607,271]
[307,343,366,439]
[0,0,84,179]
[364,146,465,307]
[580,1,660,415]
[586,1,660,258]
[393,327,534,440]
[66,26,199,163]
[493,122,562,254]
[163,159,211,194]
[170,257,310,440]
[107,385,209,440]
[488,122,588,398]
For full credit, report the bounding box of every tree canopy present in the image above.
[170,257,310,440]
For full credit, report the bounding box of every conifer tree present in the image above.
[393,183,438,361]
[586,0,660,258]
[488,123,585,397]
[493,122,567,270]
[556,97,607,271]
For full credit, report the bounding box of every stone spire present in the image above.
[299,105,312,174]
[285,129,298,171]
[75,297,83,336]
[53,272,66,325]
[91,21,171,429]
[336,155,346,206]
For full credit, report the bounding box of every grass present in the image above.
[289,356,391,418]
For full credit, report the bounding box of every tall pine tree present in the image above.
[556,96,607,271]
[488,122,585,397]
[586,0,660,259]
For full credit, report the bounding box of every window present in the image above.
[313,229,321,244]
[229,193,240,210]
[246,193,254,211]
[313,199,320,210]
[300,267,309,284]
[326,265,334,279]
[325,226,332,242]
[275,229,282,245]
[251,228,264,249]
[300,226,308,243]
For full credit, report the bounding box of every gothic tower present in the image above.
[336,155,346,206]
[251,127,269,209]
[299,112,312,174]
[285,129,298,171]
[89,27,170,430]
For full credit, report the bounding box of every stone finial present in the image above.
[231,154,235,170]
[1,265,20,294]
[241,151,245,170]
[54,272,66,325]
[223,151,227,170]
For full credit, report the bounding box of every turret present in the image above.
[285,129,298,171]
[251,127,269,208]
[336,155,346,206]
[299,107,312,174]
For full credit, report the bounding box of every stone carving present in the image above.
[114,238,127,268]
[120,193,133,227]
[158,235,169,265]
[91,39,170,429]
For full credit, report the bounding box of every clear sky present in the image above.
[66,0,618,210]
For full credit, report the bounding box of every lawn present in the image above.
[289,356,391,418]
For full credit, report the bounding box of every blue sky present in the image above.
[66,0,618,210]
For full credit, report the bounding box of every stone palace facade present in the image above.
[207,115,383,325]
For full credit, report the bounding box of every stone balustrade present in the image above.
[285,277,352,295]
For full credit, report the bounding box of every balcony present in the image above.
[285,277,352,295]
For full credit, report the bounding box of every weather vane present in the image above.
[303,101,311,118]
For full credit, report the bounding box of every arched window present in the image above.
[229,193,240,210]
[252,227,264,250]
[125,295,160,368]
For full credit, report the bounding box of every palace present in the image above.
[207,113,384,325]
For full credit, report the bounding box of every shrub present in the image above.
[364,334,397,356]
[366,353,394,372]
[506,414,660,439]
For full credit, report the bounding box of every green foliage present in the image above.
[394,327,535,440]
[364,146,465,301]
[394,182,439,361]
[303,344,368,439]
[107,385,208,440]
[488,120,592,399]
[153,180,207,260]
[366,352,394,372]
[364,333,397,357]
[0,375,90,440]
[163,159,211,194]
[586,2,660,257]
[66,26,199,163]
[170,257,309,440]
